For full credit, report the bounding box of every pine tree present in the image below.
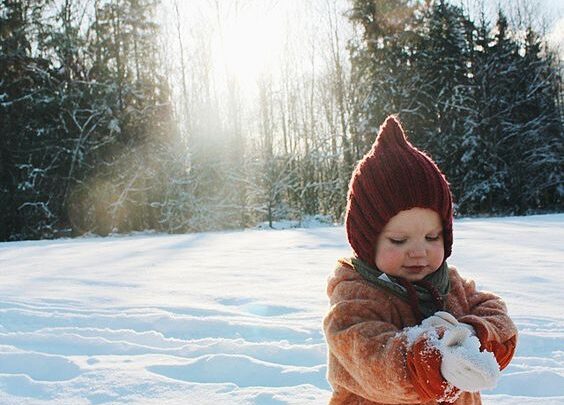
[463,11,563,214]
[411,0,474,191]
[346,1,562,215]
[347,0,419,158]
[0,0,70,239]
[456,12,506,213]
[506,27,562,212]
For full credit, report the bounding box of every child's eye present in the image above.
[389,238,406,245]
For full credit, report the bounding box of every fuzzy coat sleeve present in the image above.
[323,262,457,403]
[446,267,518,370]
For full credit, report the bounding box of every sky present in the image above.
[543,0,564,52]
[457,0,564,51]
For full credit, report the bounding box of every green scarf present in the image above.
[349,257,451,319]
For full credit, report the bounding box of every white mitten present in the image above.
[422,311,459,329]
[422,311,476,336]
[439,326,500,392]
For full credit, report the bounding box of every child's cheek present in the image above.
[430,244,445,266]
[389,247,406,264]
[377,245,405,270]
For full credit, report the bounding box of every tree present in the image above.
[347,0,421,156]
[348,1,562,215]
[0,0,73,239]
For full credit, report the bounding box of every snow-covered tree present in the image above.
[347,1,562,216]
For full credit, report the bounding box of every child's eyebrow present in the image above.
[382,229,408,235]
[383,227,442,234]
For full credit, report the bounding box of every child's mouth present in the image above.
[404,265,426,272]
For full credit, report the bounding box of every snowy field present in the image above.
[0,214,563,404]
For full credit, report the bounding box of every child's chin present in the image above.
[400,270,430,282]
[403,275,426,282]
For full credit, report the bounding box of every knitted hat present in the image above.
[345,115,453,265]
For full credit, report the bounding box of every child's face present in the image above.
[374,207,445,282]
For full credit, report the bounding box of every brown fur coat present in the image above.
[323,259,517,404]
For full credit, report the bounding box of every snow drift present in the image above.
[0,214,562,404]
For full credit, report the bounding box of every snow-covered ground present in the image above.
[0,214,562,404]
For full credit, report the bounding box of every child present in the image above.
[323,116,517,404]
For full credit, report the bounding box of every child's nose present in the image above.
[408,244,427,258]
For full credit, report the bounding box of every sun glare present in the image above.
[213,6,286,89]
[165,0,339,112]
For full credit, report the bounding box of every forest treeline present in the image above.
[1,0,562,241]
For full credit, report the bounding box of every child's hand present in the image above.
[439,326,500,392]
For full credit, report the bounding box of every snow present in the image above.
[255,215,335,230]
[0,214,563,404]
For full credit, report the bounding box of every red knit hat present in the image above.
[345,115,453,265]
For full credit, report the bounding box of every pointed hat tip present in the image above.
[376,115,408,146]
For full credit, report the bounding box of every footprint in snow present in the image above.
[0,351,81,381]
[218,297,254,306]
[218,298,298,317]
[254,392,286,405]
[486,370,564,397]
[147,353,329,389]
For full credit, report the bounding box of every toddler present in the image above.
[323,116,517,404]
